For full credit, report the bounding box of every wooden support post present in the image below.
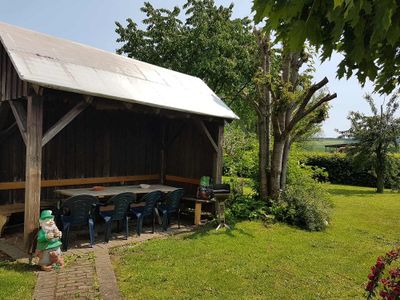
[213,124,224,184]
[23,95,43,250]
[194,202,202,225]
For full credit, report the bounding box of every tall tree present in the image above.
[339,93,400,193]
[261,44,336,198]
[115,1,334,200]
[252,0,400,94]
[254,29,271,200]
[115,0,258,129]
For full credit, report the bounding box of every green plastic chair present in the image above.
[131,190,161,236]
[158,188,185,230]
[99,192,136,242]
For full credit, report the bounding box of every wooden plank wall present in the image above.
[0,95,218,204]
[0,43,28,101]
[165,119,217,195]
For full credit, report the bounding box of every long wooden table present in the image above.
[55,184,178,198]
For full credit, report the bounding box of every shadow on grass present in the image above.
[327,187,376,197]
[0,260,37,273]
[184,222,255,240]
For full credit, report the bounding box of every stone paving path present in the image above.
[95,247,122,300]
[33,254,98,300]
[1,225,194,299]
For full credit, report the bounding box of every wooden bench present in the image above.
[0,201,56,237]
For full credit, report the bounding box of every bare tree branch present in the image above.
[302,93,337,117]
[286,77,330,133]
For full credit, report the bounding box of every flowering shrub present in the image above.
[366,246,400,299]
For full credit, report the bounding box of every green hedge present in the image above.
[303,152,400,188]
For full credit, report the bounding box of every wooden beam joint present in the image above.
[31,84,44,96]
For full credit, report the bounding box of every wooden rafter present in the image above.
[9,100,27,145]
[196,119,218,153]
[42,100,90,147]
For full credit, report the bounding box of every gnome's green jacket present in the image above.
[37,229,62,251]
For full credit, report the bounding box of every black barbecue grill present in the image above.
[212,184,231,230]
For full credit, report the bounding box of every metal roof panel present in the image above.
[0,22,238,120]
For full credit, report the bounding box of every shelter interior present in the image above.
[0,40,226,246]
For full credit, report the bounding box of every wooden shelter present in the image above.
[0,22,237,249]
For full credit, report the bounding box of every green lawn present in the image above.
[112,184,400,299]
[0,261,36,300]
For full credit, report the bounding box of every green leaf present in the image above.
[287,20,307,50]
[253,0,273,24]
[333,0,345,9]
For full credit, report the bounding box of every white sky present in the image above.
[0,0,391,137]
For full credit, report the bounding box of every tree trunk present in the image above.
[376,149,385,193]
[280,136,291,190]
[270,137,285,199]
[256,30,271,201]
[258,113,268,200]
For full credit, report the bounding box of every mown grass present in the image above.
[0,260,36,300]
[112,184,400,299]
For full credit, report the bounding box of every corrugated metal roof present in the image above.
[0,22,238,120]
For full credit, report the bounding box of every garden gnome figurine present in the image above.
[36,210,64,271]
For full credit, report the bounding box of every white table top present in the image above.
[55,184,179,198]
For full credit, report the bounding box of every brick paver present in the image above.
[33,254,98,300]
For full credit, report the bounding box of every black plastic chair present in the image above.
[60,195,98,251]
[99,192,136,242]
[131,190,161,236]
[158,188,185,230]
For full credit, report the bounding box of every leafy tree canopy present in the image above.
[339,92,400,192]
[252,0,400,94]
[115,0,258,129]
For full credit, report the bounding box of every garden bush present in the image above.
[304,152,400,189]
[224,176,269,222]
[272,149,333,231]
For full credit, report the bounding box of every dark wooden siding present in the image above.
[0,43,28,101]
[165,119,217,195]
[0,97,217,204]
